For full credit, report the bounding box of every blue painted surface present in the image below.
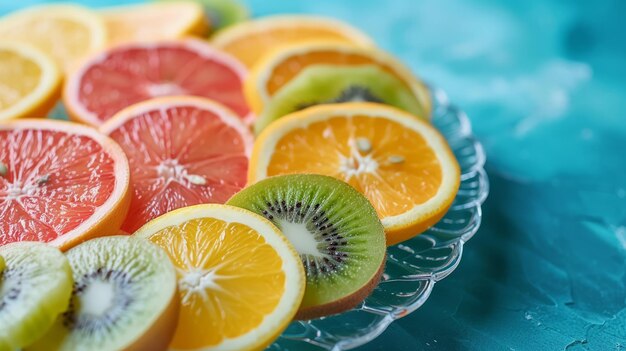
[2,0,625,349]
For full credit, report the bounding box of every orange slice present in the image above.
[249,103,460,245]
[0,41,62,121]
[0,119,131,250]
[0,4,106,73]
[211,15,374,68]
[101,1,208,45]
[245,41,431,118]
[134,204,305,351]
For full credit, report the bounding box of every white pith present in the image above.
[80,279,115,316]
[278,220,323,258]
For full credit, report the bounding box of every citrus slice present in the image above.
[101,1,208,45]
[134,204,305,351]
[245,42,431,118]
[0,4,106,73]
[0,119,131,250]
[0,41,62,121]
[249,103,460,245]
[211,15,374,68]
[64,39,251,126]
[100,96,253,233]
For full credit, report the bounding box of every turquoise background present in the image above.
[2,0,625,349]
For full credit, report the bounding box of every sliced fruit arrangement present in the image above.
[0,242,72,350]
[0,4,106,72]
[245,41,431,118]
[100,96,253,233]
[254,64,425,134]
[134,204,306,351]
[101,1,209,45]
[249,103,460,245]
[227,174,387,319]
[30,236,178,351]
[0,41,62,121]
[0,119,131,250]
[212,15,375,68]
[64,39,251,126]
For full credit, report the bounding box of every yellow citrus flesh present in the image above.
[212,15,374,68]
[0,5,106,73]
[249,103,460,245]
[134,204,305,351]
[0,42,61,120]
[101,1,208,45]
[245,42,431,118]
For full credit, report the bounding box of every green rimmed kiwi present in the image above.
[254,64,424,134]
[0,242,72,350]
[200,0,249,33]
[227,174,386,320]
[29,236,178,351]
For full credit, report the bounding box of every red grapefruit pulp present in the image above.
[64,39,252,126]
[0,120,131,250]
[100,96,253,233]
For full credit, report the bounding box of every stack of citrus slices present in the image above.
[0,1,460,350]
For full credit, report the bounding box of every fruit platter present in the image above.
[0,1,488,350]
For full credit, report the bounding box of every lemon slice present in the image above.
[0,42,61,120]
[134,204,305,351]
[0,5,106,72]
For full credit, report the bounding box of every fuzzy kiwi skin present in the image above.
[295,256,386,320]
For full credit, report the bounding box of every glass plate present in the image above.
[270,88,490,351]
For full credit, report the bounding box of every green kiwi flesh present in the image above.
[0,242,72,350]
[255,64,425,134]
[227,174,386,319]
[29,236,178,351]
[200,0,249,33]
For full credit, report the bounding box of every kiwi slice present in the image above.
[0,255,4,272]
[200,0,249,33]
[0,242,72,350]
[227,174,386,319]
[29,236,178,351]
[255,64,424,134]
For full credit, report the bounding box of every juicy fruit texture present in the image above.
[249,103,461,245]
[0,119,131,250]
[212,15,374,68]
[227,174,386,319]
[30,236,178,351]
[100,96,253,233]
[0,255,4,272]
[255,64,424,133]
[102,2,208,45]
[0,4,106,72]
[64,39,251,126]
[244,42,431,117]
[0,242,72,350]
[134,204,305,351]
[0,41,62,121]
[199,0,250,33]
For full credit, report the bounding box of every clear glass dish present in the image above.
[270,88,490,351]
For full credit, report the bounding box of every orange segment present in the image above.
[134,204,305,351]
[249,103,460,245]
[212,15,374,68]
[244,42,431,118]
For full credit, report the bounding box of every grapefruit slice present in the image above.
[64,39,251,126]
[0,119,131,250]
[100,96,253,233]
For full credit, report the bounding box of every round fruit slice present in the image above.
[211,15,374,68]
[249,103,461,246]
[64,39,251,126]
[30,236,178,351]
[100,96,253,233]
[0,119,131,250]
[227,174,386,319]
[199,0,250,33]
[0,41,62,121]
[245,41,431,118]
[0,4,106,72]
[0,255,4,272]
[101,1,208,45]
[0,242,72,350]
[134,204,305,351]
[255,64,424,134]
